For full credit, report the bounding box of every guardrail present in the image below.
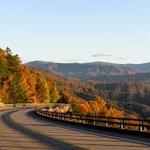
[36,109,150,133]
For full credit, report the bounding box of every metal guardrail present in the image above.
[36,109,150,132]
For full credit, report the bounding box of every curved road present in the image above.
[0,108,149,150]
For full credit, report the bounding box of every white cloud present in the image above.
[91,53,114,58]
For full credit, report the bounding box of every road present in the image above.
[0,108,149,150]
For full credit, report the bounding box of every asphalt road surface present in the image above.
[0,108,149,150]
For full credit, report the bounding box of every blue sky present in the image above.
[0,0,150,64]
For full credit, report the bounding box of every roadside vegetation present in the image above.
[0,48,138,118]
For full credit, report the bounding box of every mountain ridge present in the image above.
[26,61,150,80]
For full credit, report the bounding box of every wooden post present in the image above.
[105,118,108,127]
[139,120,144,131]
[93,116,96,125]
[120,119,125,129]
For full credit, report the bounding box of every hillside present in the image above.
[87,73,150,84]
[1,48,129,118]
[26,61,138,80]
[27,61,150,80]
[94,81,150,117]
[0,48,62,104]
[126,63,150,73]
[27,60,150,118]
[0,48,98,104]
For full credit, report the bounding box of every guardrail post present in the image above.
[93,116,96,125]
[105,118,108,127]
[83,116,86,124]
[76,116,79,122]
[139,120,144,131]
[45,111,47,116]
[69,115,71,121]
[63,114,65,120]
[120,119,125,129]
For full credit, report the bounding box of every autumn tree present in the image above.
[9,74,29,104]
[106,107,123,118]
[36,72,50,103]
[88,97,108,116]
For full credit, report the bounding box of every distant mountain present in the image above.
[87,73,150,84]
[26,61,150,117]
[87,62,150,73]
[1,48,149,118]
[125,63,150,73]
[26,61,139,80]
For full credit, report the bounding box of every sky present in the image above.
[0,0,150,64]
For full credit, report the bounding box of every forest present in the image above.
[0,48,139,119]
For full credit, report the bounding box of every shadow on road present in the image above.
[1,108,85,150]
[28,109,150,146]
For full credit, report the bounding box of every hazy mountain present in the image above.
[26,61,138,80]
[125,62,150,73]
[87,73,150,84]
[26,61,150,117]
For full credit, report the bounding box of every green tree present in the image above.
[9,75,29,105]
[6,47,21,72]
